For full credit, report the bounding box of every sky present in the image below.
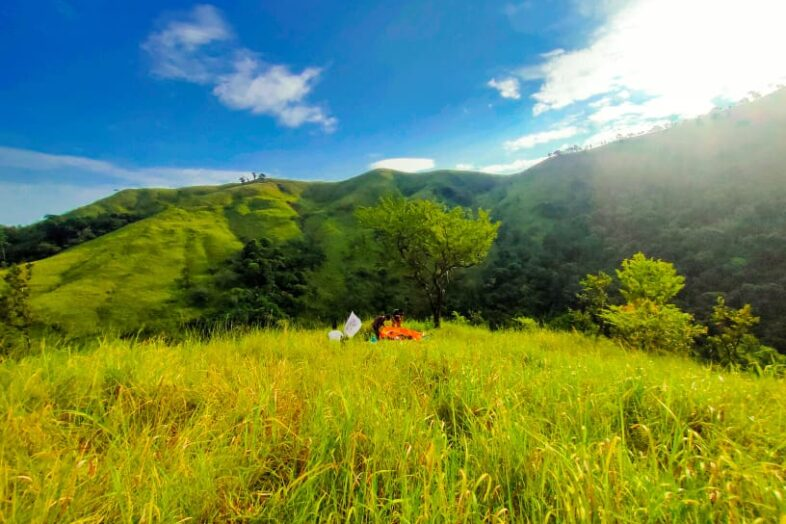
[1,0,785,224]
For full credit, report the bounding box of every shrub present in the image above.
[602,301,705,353]
[511,316,539,331]
[703,296,786,370]
[597,253,705,353]
[0,262,34,357]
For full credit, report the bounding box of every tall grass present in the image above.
[1,325,785,522]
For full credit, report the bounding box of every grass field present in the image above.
[1,325,785,522]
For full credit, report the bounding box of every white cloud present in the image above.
[455,163,475,171]
[0,146,249,187]
[526,0,786,118]
[503,126,582,151]
[213,56,336,130]
[369,158,436,172]
[141,4,232,83]
[142,5,335,130]
[0,146,124,175]
[487,77,521,100]
[480,157,545,174]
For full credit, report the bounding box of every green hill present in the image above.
[3,90,786,348]
[479,89,786,347]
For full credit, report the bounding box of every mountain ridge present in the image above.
[3,89,785,348]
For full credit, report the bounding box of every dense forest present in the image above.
[0,213,142,264]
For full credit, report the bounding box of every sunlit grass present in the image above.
[1,325,785,522]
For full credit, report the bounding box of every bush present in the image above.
[595,253,705,353]
[511,316,539,331]
[450,311,469,325]
[703,296,786,370]
[602,301,705,353]
[0,263,34,357]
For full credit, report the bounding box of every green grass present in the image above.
[2,326,784,522]
[28,207,243,334]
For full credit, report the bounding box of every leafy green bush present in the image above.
[450,311,469,325]
[0,263,34,357]
[511,316,539,331]
[571,271,613,336]
[703,296,786,370]
[450,310,486,327]
[598,253,705,353]
[602,300,705,353]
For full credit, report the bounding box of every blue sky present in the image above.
[1,0,785,224]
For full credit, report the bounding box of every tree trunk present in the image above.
[432,286,444,328]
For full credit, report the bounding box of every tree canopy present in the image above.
[357,196,499,327]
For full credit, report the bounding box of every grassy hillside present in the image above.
[7,171,505,334]
[14,181,308,334]
[31,208,241,333]
[2,327,785,521]
[4,89,786,346]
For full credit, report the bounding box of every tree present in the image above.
[703,296,784,369]
[0,262,34,354]
[616,252,685,304]
[571,271,613,336]
[197,238,324,327]
[357,196,500,327]
[0,227,8,266]
[600,253,705,353]
[707,296,758,364]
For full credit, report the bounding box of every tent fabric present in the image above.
[379,326,423,341]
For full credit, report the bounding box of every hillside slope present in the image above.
[19,181,309,333]
[485,89,786,346]
[7,89,786,347]
[14,171,504,334]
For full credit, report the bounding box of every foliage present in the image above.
[571,271,613,336]
[197,238,324,327]
[600,253,705,353]
[2,327,785,522]
[0,227,8,266]
[616,253,685,304]
[450,311,469,325]
[2,213,142,263]
[602,301,706,353]
[702,296,785,369]
[357,196,499,327]
[0,262,34,355]
[449,310,485,327]
[511,315,539,331]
